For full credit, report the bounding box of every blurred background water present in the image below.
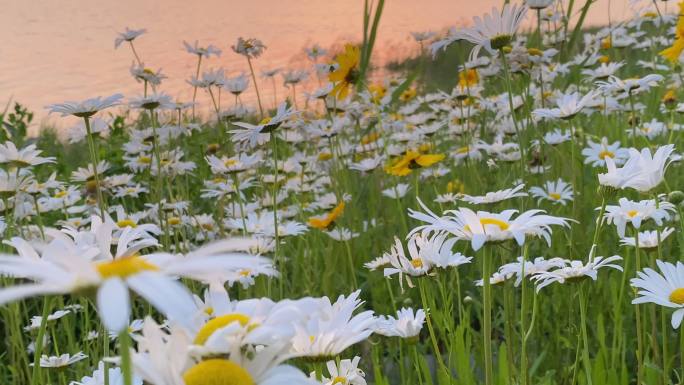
[1,0,649,130]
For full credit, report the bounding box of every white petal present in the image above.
[97,278,130,333]
[672,308,684,329]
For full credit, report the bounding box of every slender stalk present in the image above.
[418,278,449,379]
[83,116,106,218]
[482,246,493,385]
[29,297,52,385]
[579,284,593,385]
[191,54,203,119]
[270,133,281,296]
[635,229,645,385]
[118,330,133,385]
[520,244,530,385]
[246,56,265,118]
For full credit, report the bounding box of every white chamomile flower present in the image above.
[533,255,623,291]
[632,260,684,328]
[316,356,366,385]
[36,352,87,368]
[374,307,426,339]
[620,228,675,251]
[529,178,573,205]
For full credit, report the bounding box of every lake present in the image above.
[1,0,646,130]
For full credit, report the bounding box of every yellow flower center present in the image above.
[194,313,251,345]
[116,219,137,228]
[627,210,639,218]
[527,48,543,56]
[479,218,510,231]
[54,190,67,198]
[411,258,424,269]
[361,132,379,145]
[598,150,614,159]
[183,359,255,385]
[670,288,684,305]
[224,159,239,167]
[259,117,272,125]
[168,216,181,225]
[138,156,152,164]
[332,377,348,385]
[549,193,561,200]
[95,256,159,279]
[202,223,214,230]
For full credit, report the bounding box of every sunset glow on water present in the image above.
[2,0,644,128]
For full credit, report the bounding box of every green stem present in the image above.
[83,116,106,218]
[482,246,493,385]
[579,284,593,385]
[118,330,133,385]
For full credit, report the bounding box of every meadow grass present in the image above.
[1,3,684,385]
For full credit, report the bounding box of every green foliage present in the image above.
[0,102,33,145]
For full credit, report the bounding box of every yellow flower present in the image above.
[329,44,361,100]
[458,69,479,89]
[361,132,380,145]
[661,39,684,63]
[368,83,387,104]
[385,150,445,176]
[601,37,612,50]
[663,89,677,107]
[660,1,684,63]
[308,202,346,229]
[399,88,417,102]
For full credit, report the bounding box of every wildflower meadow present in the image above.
[3,0,684,384]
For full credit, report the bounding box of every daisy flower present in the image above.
[290,290,375,359]
[0,141,55,168]
[37,352,87,368]
[349,155,384,173]
[47,94,123,118]
[132,317,315,385]
[582,137,629,167]
[114,27,146,48]
[631,260,684,328]
[326,228,360,241]
[532,91,597,120]
[498,256,568,286]
[383,234,471,289]
[72,361,143,385]
[374,307,425,339]
[232,37,267,58]
[529,178,573,205]
[617,145,676,193]
[316,356,366,385]
[408,199,570,251]
[128,92,175,110]
[455,4,528,60]
[382,184,410,199]
[533,255,623,291]
[458,184,527,205]
[183,40,222,57]
[620,228,675,251]
[230,103,297,147]
[596,74,664,95]
[603,197,675,237]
